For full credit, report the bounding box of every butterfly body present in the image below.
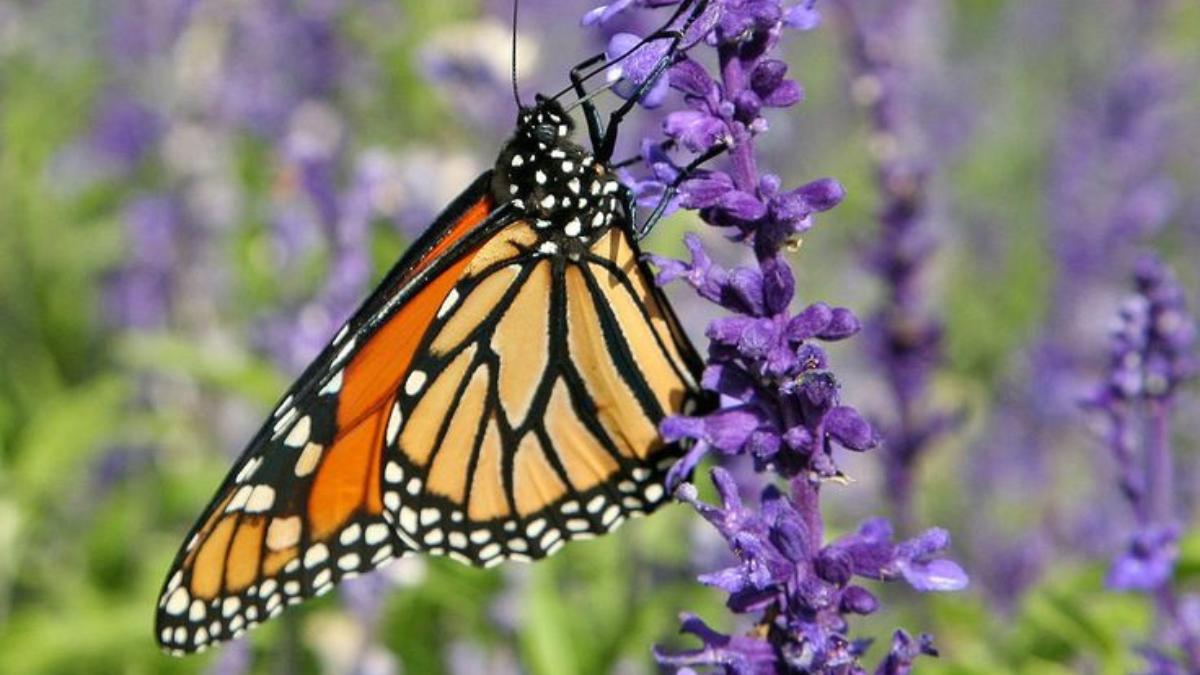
[156,96,705,654]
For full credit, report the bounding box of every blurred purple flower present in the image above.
[203,639,252,675]
[1088,254,1199,671]
[831,0,957,532]
[591,1,965,671]
[106,0,196,66]
[964,4,1183,603]
[1107,524,1179,592]
[87,93,162,171]
[218,0,347,138]
[103,194,183,330]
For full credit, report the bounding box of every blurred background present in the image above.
[1,0,1199,673]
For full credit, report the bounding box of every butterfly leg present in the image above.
[569,53,610,152]
[594,0,711,164]
[635,142,727,239]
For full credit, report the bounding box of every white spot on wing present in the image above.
[226,485,253,512]
[272,407,298,437]
[404,371,427,396]
[340,523,362,546]
[365,524,390,545]
[333,337,357,366]
[320,370,343,395]
[244,485,276,513]
[304,543,329,568]
[437,289,460,319]
[644,484,665,502]
[235,457,262,484]
[284,415,311,448]
[399,507,418,533]
[526,519,547,538]
[385,403,403,446]
[385,462,404,485]
[295,443,323,477]
[602,504,621,526]
[164,588,189,616]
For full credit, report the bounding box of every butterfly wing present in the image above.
[379,221,702,565]
[158,171,706,655]
[156,174,511,653]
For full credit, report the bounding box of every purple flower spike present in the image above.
[586,3,965,671]
[1088,254,1199,671]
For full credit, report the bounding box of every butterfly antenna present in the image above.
[510,0,522,109]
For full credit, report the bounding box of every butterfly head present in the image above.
[493,96,625,249]
[517,95,574,145]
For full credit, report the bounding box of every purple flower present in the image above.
[605,32,672,107]
[1089,254,1199,671]
[217,0,346,138]
[830,0,957,534]
[87,93,162,171]
[873,632,937,675]
[660,471,962,673]
[586,1,966,671]
[103,194,183,330]
[1107,524,1179,592]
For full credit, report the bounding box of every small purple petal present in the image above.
[788,303,833,340]
[661,415,706,443]
[783,3,822,31]
[898,559,970,592]
[760,255,795,315]
[793,178,847,213]
[719,189,768,221]
[763,80,803,107]
[840,586,879,615]
[818,307,862,340]
[669,57,718,98]
[679,171,735,207]
[665,110,728,153]
[703,408,764,453]
[825,406,879,451]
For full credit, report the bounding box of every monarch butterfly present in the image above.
[155,0,714,655]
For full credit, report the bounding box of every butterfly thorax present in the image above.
[491,99,625,259]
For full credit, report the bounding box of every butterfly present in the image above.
[155,1,716,655]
